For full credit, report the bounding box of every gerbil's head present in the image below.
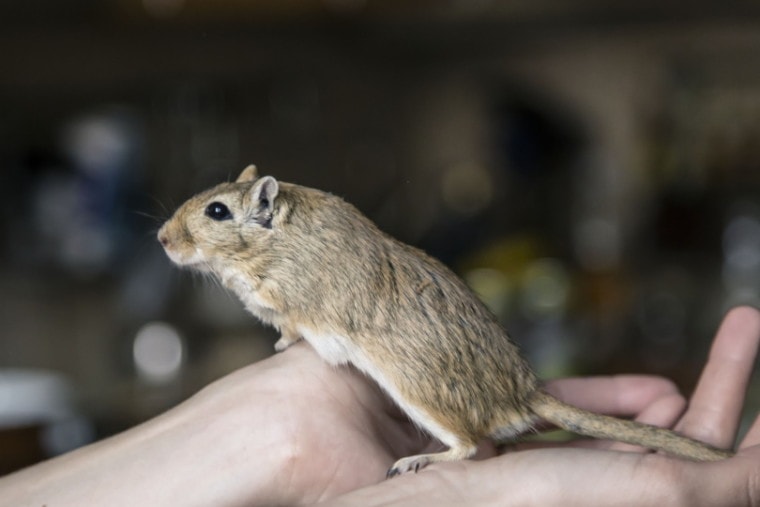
[157,165,279,271]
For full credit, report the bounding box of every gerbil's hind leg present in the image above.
[274,328,302,352]
[387,444,478,478]
[488,413,539,446]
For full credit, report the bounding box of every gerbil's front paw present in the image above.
[274,335,302,352]
[386,455,431,478]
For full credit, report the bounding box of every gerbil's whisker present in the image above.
[130,209,165,224]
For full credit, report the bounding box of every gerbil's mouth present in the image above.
[162,247,209,270]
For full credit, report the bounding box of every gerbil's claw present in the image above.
[385,461,421,478]
[386,455,432,478]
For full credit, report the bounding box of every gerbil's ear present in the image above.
[237,165,259,183]
[248,176,279,228]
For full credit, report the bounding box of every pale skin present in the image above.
[1,306,758,506]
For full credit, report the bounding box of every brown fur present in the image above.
[158,165,732,477]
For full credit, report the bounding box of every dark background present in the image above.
[2,0,760,473]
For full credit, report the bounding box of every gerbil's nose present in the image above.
[157,228,170,248]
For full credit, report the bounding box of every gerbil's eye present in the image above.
[205,202,233,221]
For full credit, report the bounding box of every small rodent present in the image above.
[158,165,733,477]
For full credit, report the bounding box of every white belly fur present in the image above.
[297,326,462,449]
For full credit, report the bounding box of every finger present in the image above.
[633,391,687,427]
[545,375,681,417]
[677,306,760,448]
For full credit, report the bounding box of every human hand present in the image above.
[319,306,760,506]
[0,338,432,507]
[6,306,755,507]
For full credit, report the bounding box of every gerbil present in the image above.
[158,165,732,477]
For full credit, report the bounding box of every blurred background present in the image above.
[2,0,760,473]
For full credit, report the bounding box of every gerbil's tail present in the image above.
[529,391,732,461]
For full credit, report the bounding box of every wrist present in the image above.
[0,358,298,507]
